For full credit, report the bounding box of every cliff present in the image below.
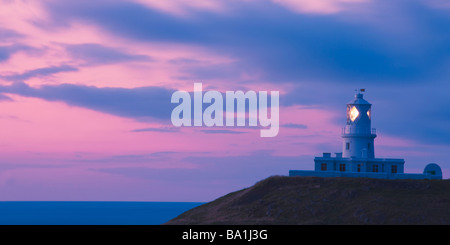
[166,176,450,225]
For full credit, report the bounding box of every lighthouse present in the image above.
[289,89,442,180]
[341,89,376,158]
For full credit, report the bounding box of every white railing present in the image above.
[341,127,376,135]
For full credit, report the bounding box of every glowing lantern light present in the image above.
[350,106,359,122]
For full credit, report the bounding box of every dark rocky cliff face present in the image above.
[165,176,450,225]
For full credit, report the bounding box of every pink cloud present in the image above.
[130,0,227,17]
[0,94,180,155]
[271,0,370,14]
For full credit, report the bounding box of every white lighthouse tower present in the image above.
[341,89,376,158]
[289,89,442,179]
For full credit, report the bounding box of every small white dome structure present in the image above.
[423,163,442,178]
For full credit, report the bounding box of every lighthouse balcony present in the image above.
[341,127,376,135]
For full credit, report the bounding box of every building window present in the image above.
[346,143,350,150]
[339,164,346,172]
[368,143,371,150]
[321,163,327,171]
[372,164,379,173]
[391,165,397,174]
[357,164,361,172]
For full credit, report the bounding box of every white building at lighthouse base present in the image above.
[289,153,442,180]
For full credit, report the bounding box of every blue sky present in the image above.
[0,0,448,201]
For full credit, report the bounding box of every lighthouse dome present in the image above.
[347,92,371,105]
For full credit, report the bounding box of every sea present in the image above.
[0,201,204,225]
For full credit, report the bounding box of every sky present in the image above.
[0,0,449,202]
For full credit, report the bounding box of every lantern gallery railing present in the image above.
[341,127,376,135]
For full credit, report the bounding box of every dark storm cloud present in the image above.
[1,65,79,81]
[131,127,180,133]
[65,43,153,65]
[0,82,175,122]
[41,0,450,84]
[200,129,248,134]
